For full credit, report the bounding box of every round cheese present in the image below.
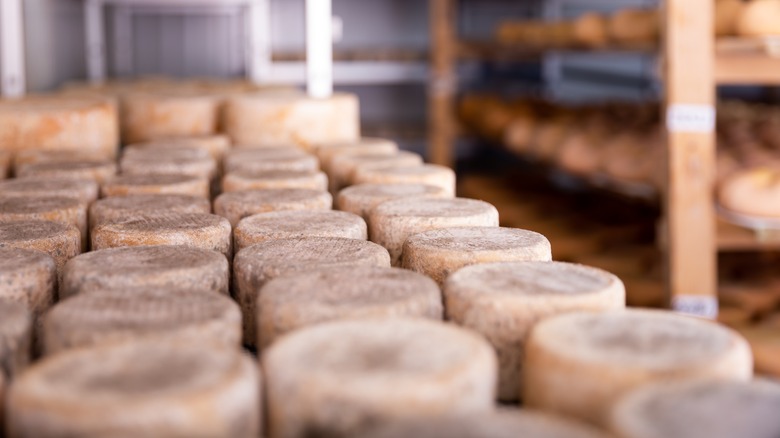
[444,261,625,402]
[89,194,211,231]
[42,288,242,355]
[128,134,230,161]
[224,92,360,148]
[120,92,220,144]
[16,159,117,184]
[101,174,210,199]
[0,248,56,323]
[0,96,118,159]
[0,177,98,206]
[0,221,81,274]
[0,196,87,248]
[314,137,398,172]
[61,245,229,298]
[737,0,780,37]
[214,189,332,227]
[523,309,753,427]
[362,410,608,438]
[573,13,609,48]
[12,149,106,169]
[119,147,218,181]
[234,210,366,251]
[368,197,499,266]
[91,212,231,258]
[610,379,780,438]
[0,300,32,378]
[329,151,423,193]
[718,167,780,217]
[234,237,390,345]
[353,163,457,197]
[222,169,328,192]
[257,266,441,349]
[402,227,552,285]
[262,318,496,438]
[223,149,319,174]
[7,339,260,437]
[336,183,450,221]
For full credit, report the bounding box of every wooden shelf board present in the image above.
[716,53,780,85]
[272,49,428,63]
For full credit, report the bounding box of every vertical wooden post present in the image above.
[663,0,717,318]
[428,0,456,167]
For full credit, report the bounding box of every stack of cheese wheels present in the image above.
[0,248,56,325]
[224,92,360,148]
[89,194,211,231]
[223,147,319,174]
[362,410,608,438]
[353,163,457,197]
[444,261,626,402]
[91,212,231,257]
[0,178,98,206]
[128,134,230,163]
[214,189,332,227]
[119,147,218,182]
[120,92,220,143]
[368,197,499,266]
[0,300,32,377]
[222,169,328,192]
[314,137,398,176]
[7,340,260,437]
[0,96,118,159]
[61,245,229,298]
[234,210,367,251]
[336,183,450,221]
[256,266,442,349]
[609,379,780,438]
[15,159,117,184]
[0,196,87,247]
[718,167,780,217]
[101,174,210,199]
[42,288,242,355]
[0,221,81,274]
[523,309,753,427]
[327,150,423,193]
[402,227,553,284]
[263,318,496,438]
[234,237,390,345]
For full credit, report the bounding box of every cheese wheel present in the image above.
[223,149,319,174]
[0,248,56,323]
[0,300,32,378]
[100,174,210,199]
[16,159,117,184]
[362,410,609,438]
[89,194,211,230]
[0,196,87,248]
[0,177,98,206]
[314,137,398,172]
[573,13,609,48]
[368,197,499,266]
[234,210,367,251]
[0,221,81,274]
[224,92,360,148]
[263,318,496,438]
[737,0,780,37]
[353,163,456,197]
[222,169,328,192]
[609,379,780,438]
[715,0,744,36]
[336,183,450,221]
[42,288,242,355]
[61,245,229,298]
[719,167,780,217]
[402,227,552,285]
[120,147,218,181]
[523,309,753,427]
[444,261,625,402]
[257,266,441,349]
[120,93,220,143]
[92,212,232,258]
[128,134,230,161]
[234,237,390,345]
[214,189,332,227]
[0,150,11,179]
[12,149,105,168]
[7,340,260,437]
[0,96,118,159]
[329,151,423,193]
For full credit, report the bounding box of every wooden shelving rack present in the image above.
[428,0,780,318]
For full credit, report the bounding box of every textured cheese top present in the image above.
[0,247,56,316]
[214,189,332,226]
[404,227,552,262]
[0,220,81,269]
[127,135,230,161]
[100,174,210,198]
[330,151,422,175]
[42,288,242,354]
[12,149,106,168]
[89,194,211,229]
[314,137,398,167]
[15,159,117,184]
[222,169,328,192]
[120,147,217,179]
[0,196,85,240]
[61,245,229,298]
[610,379,780,438]
[352,163,456,195]
[0,177,98,205]
[372,197,498,219]
[336,183,450,219]
[224,150,319,174]
[235,210,366,250]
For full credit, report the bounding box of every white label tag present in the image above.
[666,104,715,133]
[672,295,719,319]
